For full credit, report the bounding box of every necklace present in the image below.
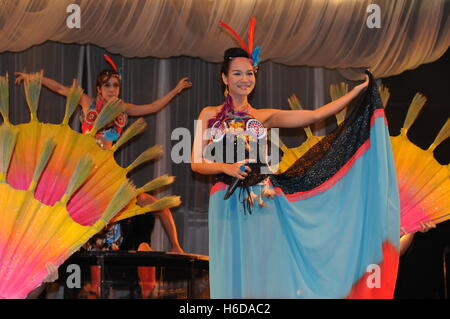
[233,103,251,114]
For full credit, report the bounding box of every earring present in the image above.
[224,85,229,97]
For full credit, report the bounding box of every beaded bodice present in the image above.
[206,111,270,187]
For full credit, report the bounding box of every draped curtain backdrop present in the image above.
[0,0,449,79]
[0,0,449,254]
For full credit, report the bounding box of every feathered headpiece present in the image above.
[219,17,261,70]
[103,54,122,81]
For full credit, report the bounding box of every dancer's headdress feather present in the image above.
[103,54,122,81]
[219,17,261,70]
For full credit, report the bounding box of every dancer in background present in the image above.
[15,55,188,253]
[16,55,188,298]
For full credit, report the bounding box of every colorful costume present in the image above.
[81,97,128,142]
[80,96,127,250]
[0,73,179,298]
[207,73,400,298]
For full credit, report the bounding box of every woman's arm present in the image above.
[260,75,369,128]
[15,72,91,111]
[190,107,250,178]
[15,72,69,96]
[399,221,436,256]
[400,234,415,256]
[26,263,59,299]
[124,77,192,116]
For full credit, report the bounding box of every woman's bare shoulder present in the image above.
[198,105,222,119]
[248,105,273,123]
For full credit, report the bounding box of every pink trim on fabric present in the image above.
[371,109,387,127]
[210,182,228,195]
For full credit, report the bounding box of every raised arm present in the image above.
[15,72,92,111]
[124,77,192,116]
[260,75,369,129]
[15,72,69,96]
[190,107,251,179]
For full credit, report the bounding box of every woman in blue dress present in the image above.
[191,47,400,298]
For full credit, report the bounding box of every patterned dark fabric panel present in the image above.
[270,72,384,194]
[205,117,271,187]
[215,162,268,187]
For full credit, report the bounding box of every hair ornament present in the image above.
[103,54,122,81]
[219,17,261,69]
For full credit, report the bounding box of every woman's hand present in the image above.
[174,77,192,94]
[419,221,436,233]
[222,162,251,180]
[14,72,27,85]
[352,74,369,94]
[43,263,59,283]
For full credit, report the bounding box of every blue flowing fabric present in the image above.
[208,78,400,299]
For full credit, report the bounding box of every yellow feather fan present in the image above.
[0,73,180,298]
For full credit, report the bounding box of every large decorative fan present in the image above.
[388,92,450,235]
[0,73,180,298]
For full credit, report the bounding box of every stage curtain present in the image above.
[0,0,448,80]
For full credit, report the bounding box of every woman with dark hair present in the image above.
[15,67,191,150]
[191,43,400,298]
[15,65,188,253]
[192,46,368,184]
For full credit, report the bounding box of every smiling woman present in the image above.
[191,18,399,298]
[222,54,256,98]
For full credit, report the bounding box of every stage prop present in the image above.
[57,251,209,299]
[0,73,180,298]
